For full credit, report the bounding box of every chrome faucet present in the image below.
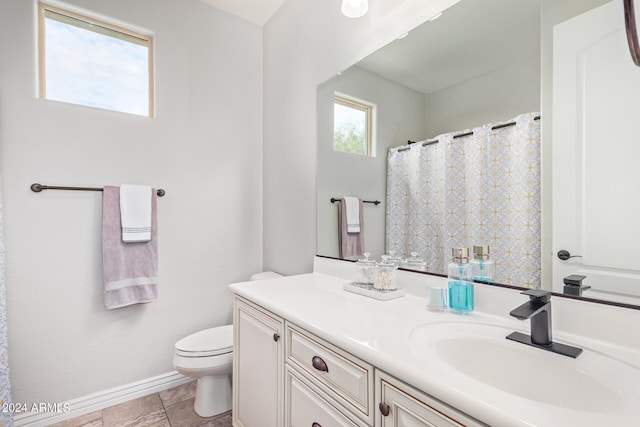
[506,289,583,358]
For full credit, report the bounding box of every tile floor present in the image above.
[50,381,232,427]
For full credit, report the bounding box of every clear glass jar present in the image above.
[382,249,403,267]
[354,252,375,287]
[374,261,398,291]
[403,251,426,271]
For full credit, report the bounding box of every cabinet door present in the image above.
[285,366,367,427]
[376,371,485,427]
[233,297,284,427]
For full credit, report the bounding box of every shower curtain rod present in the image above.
[331,197,380,205]
[401,115,541,151]
[30,183,166,197]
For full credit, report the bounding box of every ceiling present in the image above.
[356,0,541,94]
[199,0,288,26]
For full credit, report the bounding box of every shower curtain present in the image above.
[0,186,12,427]
[386,112,541,288]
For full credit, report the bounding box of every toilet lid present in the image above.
[175,324,233,357]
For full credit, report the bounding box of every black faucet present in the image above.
[563,274,590,296]
[506,289,583,358]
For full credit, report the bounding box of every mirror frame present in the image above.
[625,0,640,65]
[318,0,640,311]
[316,254,640,311]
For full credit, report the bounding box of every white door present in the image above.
[553,0,640,302]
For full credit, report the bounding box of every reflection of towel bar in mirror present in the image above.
[400,115,542,152]
[30,183,166,197]
[330,197,380,205]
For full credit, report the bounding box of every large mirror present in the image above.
[317,0,640,308]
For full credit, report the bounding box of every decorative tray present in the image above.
[343,282,406,301]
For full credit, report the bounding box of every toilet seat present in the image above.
[175,324,233,358]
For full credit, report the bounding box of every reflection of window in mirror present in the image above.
[38,3,154,117]
[333,93,375,156]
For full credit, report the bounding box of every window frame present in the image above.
[37,3,155,117]
[333,93,375,157]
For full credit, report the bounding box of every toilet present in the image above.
[173,271,281,417]
[173,325,233,417]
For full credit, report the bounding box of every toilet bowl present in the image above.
[173,325,233,417]
[173,271,281,417]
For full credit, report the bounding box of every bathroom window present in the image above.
[333,94,375,156]
[38,4,154,117]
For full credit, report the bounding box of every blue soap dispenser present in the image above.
[448,247,474,314]
[471,245,494,283]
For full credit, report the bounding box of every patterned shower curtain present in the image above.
[386,112,541,288]
[0,187,12,427]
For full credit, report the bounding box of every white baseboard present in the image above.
[13,370,193,427]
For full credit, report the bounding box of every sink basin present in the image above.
[409,322,640,412]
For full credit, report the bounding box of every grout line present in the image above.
[160,392,173,427]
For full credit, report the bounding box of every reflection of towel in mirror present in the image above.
[339,197,364,260]
[344,196,360,233]
[103,186,158,309]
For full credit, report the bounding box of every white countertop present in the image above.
[229,271,640,426]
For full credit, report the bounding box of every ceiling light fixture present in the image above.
[342,0,368,18]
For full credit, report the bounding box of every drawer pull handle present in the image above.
[379,402,390,417]
[312,423,322,427]
[273,333,280,342]
[311,356,329,372]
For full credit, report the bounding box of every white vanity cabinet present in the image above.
[233,295,484,427]
[376,371,486,427]
[232,297,284,427]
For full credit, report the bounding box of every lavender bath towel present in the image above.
[102,186,158,309]
[338,197,364,260]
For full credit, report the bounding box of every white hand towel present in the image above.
[120,185,152,242]
[344,196,361,233]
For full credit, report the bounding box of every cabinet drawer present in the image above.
[285,366,367,427]
[286,323,373,423]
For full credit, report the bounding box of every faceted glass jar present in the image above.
[403,251,426,272]
[354,252,375,287]
[381,250,403,267]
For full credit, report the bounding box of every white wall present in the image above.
[424,54,541,137]
[263,0,461,275]
[0,0,262,404]
[316,66,426,260]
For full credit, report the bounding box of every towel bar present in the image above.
[330,197,379,205]
[31,183,165,197]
